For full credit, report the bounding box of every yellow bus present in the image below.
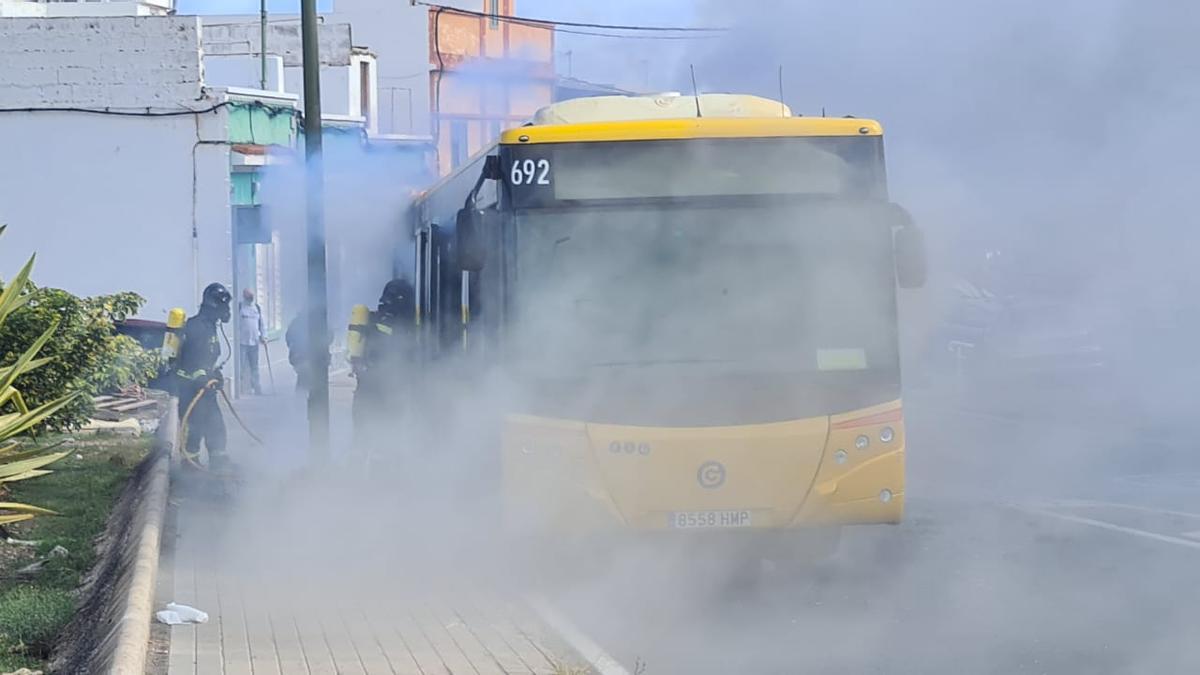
[409,94,925,546]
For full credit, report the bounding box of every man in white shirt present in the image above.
[238,288,266,395]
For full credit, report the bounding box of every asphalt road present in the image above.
[219,366,1200,674]
[541,393,1200,674]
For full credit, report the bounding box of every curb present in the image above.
[50,400,177,674]
[105,402,174,674]
[525,595,630,675]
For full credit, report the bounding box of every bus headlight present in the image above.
[880,426,895,443]
[879,489,893,503]
[834,449,848,465]
[855,434,870,450]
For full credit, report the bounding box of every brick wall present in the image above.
[0,15,203,108]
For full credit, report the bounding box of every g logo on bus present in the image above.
[697,461,726,489]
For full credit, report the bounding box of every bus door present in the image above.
[414,224,440,362]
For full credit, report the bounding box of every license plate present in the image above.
[669,510,753,529]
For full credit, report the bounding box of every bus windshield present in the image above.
[506,199,901,423]
[502,136,886,208]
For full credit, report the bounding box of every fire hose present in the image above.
[177,377,263,470]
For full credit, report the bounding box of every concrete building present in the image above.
[200,19,382,136]
[307,1,553,173]
[182,1,555,173]
[0,15,299,394]
[195,14,435,329]
[427,1,554,174]
[184,1,556,316]
[0,0,170,16]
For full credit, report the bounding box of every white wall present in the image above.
[203,54,285,92]
[0,16,233,318]
[0,1,170,17]
[282,64,352,116]
[0,1,43,17]
[0,111,232,320]
[349,52,378,136]
[329,0,440,135]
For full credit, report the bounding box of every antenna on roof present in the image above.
[777,66,786,118]
[689,65,702,118]
[821,106,826,118]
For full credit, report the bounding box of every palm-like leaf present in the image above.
[0,357,53,383]
[0,513,35,526]
[0,502,57,516]
[0,253,35,324]
[0,439,64,461]
[0,452,69,481]
[0,320,59,398]
[0,393,80,441]
[1,469,52,482]
[0,238,81,525]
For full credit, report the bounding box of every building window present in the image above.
[359,61,372,129]
[489,0,500,28]
[450,120,469,169]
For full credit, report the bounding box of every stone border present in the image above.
[526,595,631,675]
[106,403,173,675]
[49,400,176,674]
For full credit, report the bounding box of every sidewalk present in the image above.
[156,373,578,675]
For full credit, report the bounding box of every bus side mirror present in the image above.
[456,207,487,272]
[483,154,502,180]
[895,224,927,289]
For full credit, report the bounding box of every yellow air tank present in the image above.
[162,307,186,361]
[347,304,370,359]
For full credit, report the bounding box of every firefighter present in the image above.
[350,278,416,437]
[176,282,233,473]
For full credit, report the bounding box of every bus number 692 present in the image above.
[510,158,551,186]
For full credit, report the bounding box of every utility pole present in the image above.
[259,0,268,90]
[300,0,329,459]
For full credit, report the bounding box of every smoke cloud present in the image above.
[184,3,1200,673]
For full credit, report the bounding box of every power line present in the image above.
[411,1,726,33]
[552,26,721,40]
[0,101,236,117]
[0,100,299,120]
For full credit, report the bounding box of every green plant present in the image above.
[86,333,162,394]
[0,286,154,430]
[0,438,150,671]
[0,229,80,524]
[0,586,73,657]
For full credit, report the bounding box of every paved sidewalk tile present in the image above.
[160,389,569,675]
[165,534,565,674]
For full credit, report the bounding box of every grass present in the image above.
[0,435,151,671]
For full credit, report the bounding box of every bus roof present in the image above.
[531,94,795,123]
[499,117,883,146]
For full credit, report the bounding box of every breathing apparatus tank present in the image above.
[162,307,187,362]
[347,304,370,361]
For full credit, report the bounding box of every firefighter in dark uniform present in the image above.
[350,278,416,438]
[175,282,233,472]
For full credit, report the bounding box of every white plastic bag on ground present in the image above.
[155,610,183,625]
[156,602,209,625]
